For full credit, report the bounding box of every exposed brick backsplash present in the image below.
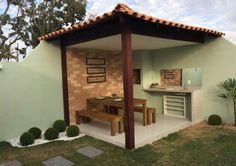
[66,48,123,124]
[160,69,182,86]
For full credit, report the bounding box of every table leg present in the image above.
[76,112,80,125]
[143,102,147,126]
[111,119,116,136]
[119,119,124,133]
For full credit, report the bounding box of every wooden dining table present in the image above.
[87,97,148,126]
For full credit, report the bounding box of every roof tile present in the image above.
[39,3,225,40]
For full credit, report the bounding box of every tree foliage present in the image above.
[0,0,87,61]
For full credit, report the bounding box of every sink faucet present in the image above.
[183,80,191,90]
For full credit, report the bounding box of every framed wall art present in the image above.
[87,67,106,74]
[87,76,106,83]
[164,74,174,79]
[164,69,174,73]
[86,58,105,65]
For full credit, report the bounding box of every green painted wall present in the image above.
[182,68,202,87]
[133,37,236,123]
[0,40,64,141]
[133,50,153,104]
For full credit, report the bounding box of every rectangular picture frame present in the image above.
[87,67,106,74]
[87,75,106,83]
[164,69,174,73]
[86,58,105,65]
[164,74,174,79]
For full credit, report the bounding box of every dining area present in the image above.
[75,95,191,148]
[66,49,192,148]
[75,95,156,137]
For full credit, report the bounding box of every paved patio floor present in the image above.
[78,114,192,148]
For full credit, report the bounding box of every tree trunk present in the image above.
[234,101,236,126]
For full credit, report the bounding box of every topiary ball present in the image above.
[28,127,41,139]
[66,125,80,137]
[53,120,67,132]
[44,128,59,140]
[208,114,222,125]
[20,132,35,146]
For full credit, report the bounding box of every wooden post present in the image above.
[60,41,70,125]
[120,15,135,149]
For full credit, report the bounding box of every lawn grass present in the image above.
[0,123,236,166]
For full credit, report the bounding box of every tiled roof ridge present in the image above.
[114,3,225,36]
[39,3,225,40]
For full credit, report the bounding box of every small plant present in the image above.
[112,93,118,99]
[44,128,59,140]
[67,125,80,137]
[208,114,222,126]
[28,127,41,139]
[0,141,11,152]
[218,78,236,126]
[20,132,35,146]
[53,120,67,132]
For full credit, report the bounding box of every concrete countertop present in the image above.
[143,86,201,93]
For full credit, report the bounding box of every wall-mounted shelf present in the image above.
[163,95,186,118]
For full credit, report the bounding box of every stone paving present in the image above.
[1,146,104,165]
[77,146,104,158]
[42,156,74,166]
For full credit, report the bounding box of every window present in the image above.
[133,69,141,84]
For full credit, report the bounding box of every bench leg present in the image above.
[143,109,147,126]
[147,111,152,125]
[152,111,156,123]
[111,120,116,136]
[83,117,91,123]
[76,113,91,124]
[118,119,124,134]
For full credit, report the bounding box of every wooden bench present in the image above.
[134,106,157,125]
[75,110,124,136]
[147,107,156,124]
[134,106,148,126]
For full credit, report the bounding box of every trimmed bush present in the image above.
[44,128,59,140]
[67,125,80,137]
[28,127,41,139]
[53,120,67,132]
[20,132,35,146]
[0,141,11,153]
[208,114,222,125]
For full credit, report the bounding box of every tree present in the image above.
[218,78,236,126]
[0,0,23,61]
[0,0,87,62]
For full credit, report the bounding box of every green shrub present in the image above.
[20,132,35,146]
[28,127,41,139]
[67,125,80,137]
[0,141,11,153]
[53,120,67,132]
[44,128,59,140]
[208,114,222,125]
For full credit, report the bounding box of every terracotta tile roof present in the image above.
[39,3,225,40]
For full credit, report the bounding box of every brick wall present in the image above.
[66,48,123,124]
[160,69,182,86]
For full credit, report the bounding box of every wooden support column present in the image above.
[60,40,70,125]
[120,16,135,149]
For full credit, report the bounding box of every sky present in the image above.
[86,0,236,44]
[0,0,235,44]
